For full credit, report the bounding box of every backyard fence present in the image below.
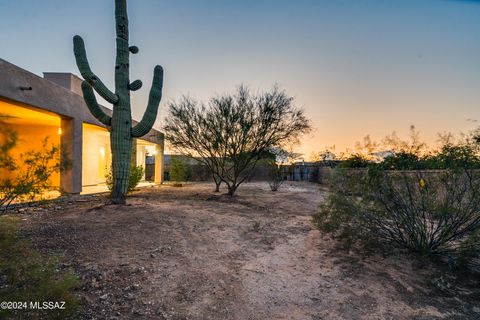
[163,158,467,185]
[164,160,333,184]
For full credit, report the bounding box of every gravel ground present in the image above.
[12,182,480,319]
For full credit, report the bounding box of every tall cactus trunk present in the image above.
[73,0,164,204]
[110,111,133,203]
[111,0,132,204]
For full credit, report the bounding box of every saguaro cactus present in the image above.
[73,0,164,204]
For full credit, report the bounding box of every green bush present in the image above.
[106,165,144,194]
[338,154,372,168]
[375,143,480,171]
[169,157,191,182]
[0,216,80,319]
[128,165,145,191]
[376,152,422,170]
[268,164,285,191]
[314,167,480,268]
[425,143,480,169]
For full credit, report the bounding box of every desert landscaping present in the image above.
[2,0,480,319]
[11,182,479,319]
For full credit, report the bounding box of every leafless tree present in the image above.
[164,86,312,195]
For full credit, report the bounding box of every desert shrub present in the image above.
[314,167,480,267]
[269,165,285,191]
[170,157,191,182]
[376,152,423,170]
[425,143,480,170]
[106,165,144,194]
[0,139,68,210]
[128,165,145,191]
[0,116,70,211]
[338,154,372,168]
[267,148,293,191]
[262,148,284,191]
[0,216,80,319]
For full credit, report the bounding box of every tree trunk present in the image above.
[213,174,221,192]
[227,184,237,196]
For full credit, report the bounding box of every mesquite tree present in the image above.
[73,0,164,204]
[164,86,311,195]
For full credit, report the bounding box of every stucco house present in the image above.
[0,58,164,195]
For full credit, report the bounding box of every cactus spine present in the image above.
[73,0,164,204]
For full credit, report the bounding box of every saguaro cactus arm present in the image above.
[73,35,119,104]
[128,80,143,91]
[131,65,164,138]
[129,46,139,54]
[81,81,112,126]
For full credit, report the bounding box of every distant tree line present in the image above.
[316,125,480,170]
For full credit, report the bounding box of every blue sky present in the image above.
[1,0,479,157]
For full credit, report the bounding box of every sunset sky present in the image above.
[1,0,479,159]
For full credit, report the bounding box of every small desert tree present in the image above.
[0,116,70,211]
[164,86,311,195]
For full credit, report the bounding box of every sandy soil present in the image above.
[16,182,480,319]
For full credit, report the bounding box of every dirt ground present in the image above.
[16,182,480,319]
